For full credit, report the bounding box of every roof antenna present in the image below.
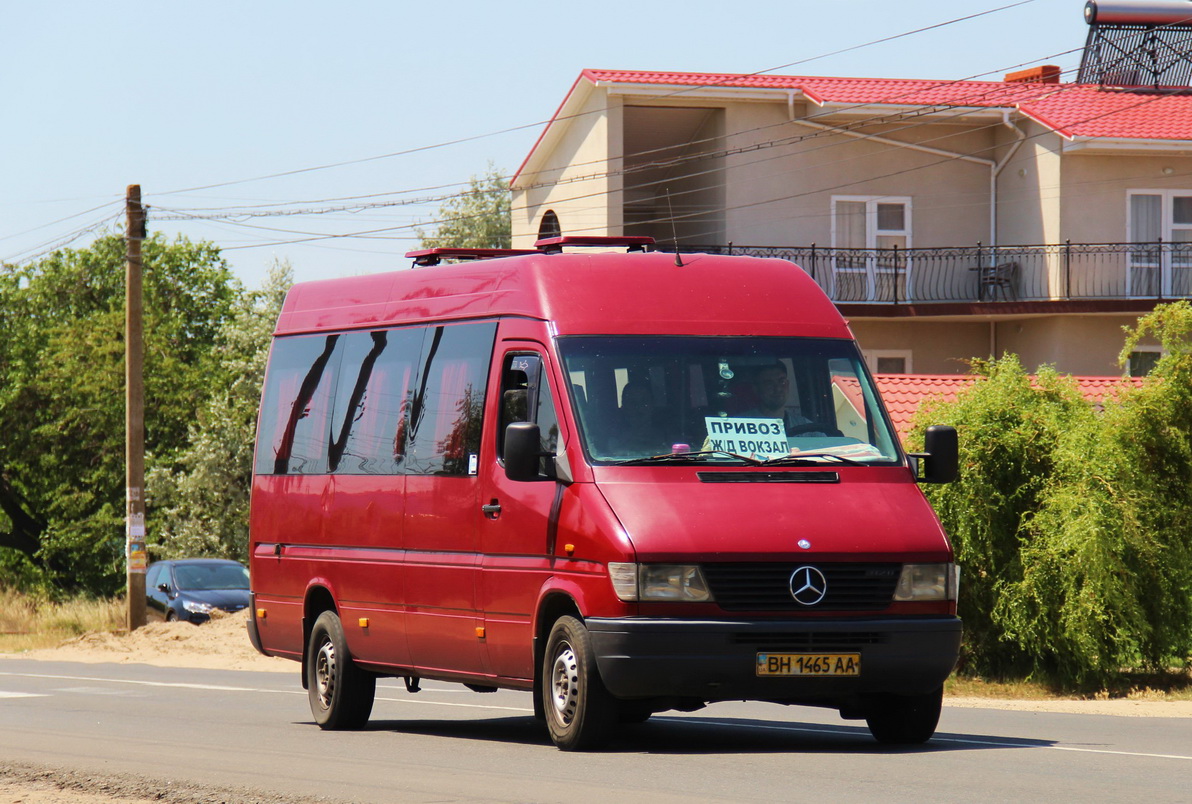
[666,187,683,267]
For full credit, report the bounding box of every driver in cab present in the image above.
[745,362,823,436]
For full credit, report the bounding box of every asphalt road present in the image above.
[1,657,1190,803]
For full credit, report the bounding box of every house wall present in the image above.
[851,313,1158,376]
[1060,151,1192,244]
[996,314,1148,375]
[511,88,623,248]
[996,121,1056,246]
[721,101,999,249]
[849,320,991,374]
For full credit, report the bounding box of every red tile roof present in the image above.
[580,69,1192,141]
[874,374,1145,439]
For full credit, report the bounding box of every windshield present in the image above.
[558,336,901,466]
[173,563,250,591]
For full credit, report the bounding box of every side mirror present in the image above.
[504,422,542,482]
[157,583,171,595]
[920,425,958,484]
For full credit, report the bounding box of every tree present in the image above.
[417,163,511,249]
[147,260,292,561]
[0,233,240,595]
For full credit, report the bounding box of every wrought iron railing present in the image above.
[655,242,1192,304]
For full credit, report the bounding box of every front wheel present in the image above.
[541,615,616,750]
[864,688,943,744]
[306,611,376,730]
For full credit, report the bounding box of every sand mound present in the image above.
[21,609,292,672]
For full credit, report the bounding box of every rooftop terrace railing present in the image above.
[658,242,1192,304]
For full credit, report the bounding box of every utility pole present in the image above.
[126,185,147,631]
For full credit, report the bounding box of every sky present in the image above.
[0,0,1090,289]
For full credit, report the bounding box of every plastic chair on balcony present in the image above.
[977,261,1019,301]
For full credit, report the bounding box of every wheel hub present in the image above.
[549,643,579,724]
[315,639,336,710]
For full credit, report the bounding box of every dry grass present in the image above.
[947,670,1192,702]
[0,587,125,652]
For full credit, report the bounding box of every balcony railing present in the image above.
[658,242,1192,304]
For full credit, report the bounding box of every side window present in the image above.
[145,564,163,590]
[255,334,343,475]
[498,353,561,475]
[537,375,560,474]
[329,327,423,474]
[406,322,497,476]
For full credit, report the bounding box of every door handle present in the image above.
[481,501,502,518]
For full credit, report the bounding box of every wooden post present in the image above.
[126,185,147,631]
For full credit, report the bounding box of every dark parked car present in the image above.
[145,559,250,624]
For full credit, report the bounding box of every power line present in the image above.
[152,0,1043,199]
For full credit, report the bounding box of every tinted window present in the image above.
[173,563,249,591]
[405,322,497,476]
[145,563,163,589]
[255,334,343,475]
[329,327,424,474]
[497,354,561,476]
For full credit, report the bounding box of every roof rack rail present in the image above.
[404,247,537,267]
[534,235,656,254]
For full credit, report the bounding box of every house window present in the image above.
[1128,346,1162,377]
[864,350,912,374]
[831,196,912,302]
[537,210,561,241]
[1127,190,1192,296]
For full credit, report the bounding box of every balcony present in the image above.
[659,242,1192,306]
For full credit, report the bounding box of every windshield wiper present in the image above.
[761,452,865,466]
[613,450,763,466]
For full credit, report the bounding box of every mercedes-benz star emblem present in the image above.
[789,566,828,606]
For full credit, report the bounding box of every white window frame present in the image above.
[830,196,913,302]
[863,349,913,375]
[1126,189,1192,297]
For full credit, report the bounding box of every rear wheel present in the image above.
[306,611,375,730]
[864,688,943,744]
[542,615,616,750]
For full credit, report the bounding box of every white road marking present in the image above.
[0,691,48,698]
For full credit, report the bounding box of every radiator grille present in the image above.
[702,563,900,611]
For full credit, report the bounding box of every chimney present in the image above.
[1004,65,1062,84]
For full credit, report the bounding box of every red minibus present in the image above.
[247,236,961,750]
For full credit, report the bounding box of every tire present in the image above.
[864,687,943,745]
[541,615,617,750]
[306,611,376,730]
[166,610,177,622]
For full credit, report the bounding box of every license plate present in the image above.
[755,652,861,677]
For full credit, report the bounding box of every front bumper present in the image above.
[586,616,961,706]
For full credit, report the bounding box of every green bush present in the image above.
[913,302,1192,687]
[912,355,1090,678]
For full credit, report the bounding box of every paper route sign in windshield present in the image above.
[704,417,789,460]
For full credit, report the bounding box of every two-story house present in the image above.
[511,66,1192,376]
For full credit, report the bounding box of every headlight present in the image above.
[892,563,959,602]
[608,563,713,602]
[182,600,215,614]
